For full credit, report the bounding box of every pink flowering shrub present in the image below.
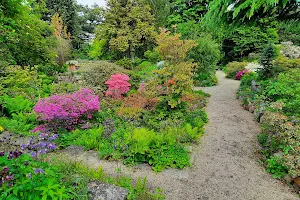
[34,88,100,131]
[105,74,131,99]
[235,69,250,80]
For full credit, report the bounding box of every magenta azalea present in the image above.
[34,88,100,131]
[235,69,250,80]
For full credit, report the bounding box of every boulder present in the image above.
[293,177,300,187]
[88,181,128,200]
[251,80,260,92]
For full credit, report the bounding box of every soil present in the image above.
[59,71,298,200]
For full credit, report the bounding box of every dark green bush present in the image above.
[222,26,278,62]
[278,20,300,46]
[188,34,221,86]
[264,69,300,117]
[258,44,278,80]
[115,58,133,70]
[144,50,162,64]
[240,72,258,88]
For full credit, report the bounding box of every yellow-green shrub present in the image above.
[274,55,300,71]
[224,61,248,79]
[117,107,143,120]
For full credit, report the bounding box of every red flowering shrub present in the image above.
[105,74,131,99]
[34,88,100,131]
[235,69,250,80]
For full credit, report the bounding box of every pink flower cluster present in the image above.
[34,88,100,131]
[105,74,131,99]
[235,69,250,80]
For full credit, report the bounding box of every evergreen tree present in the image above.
[94,0,157,59]
[259,44,277,80]
[146,0,171,28]
[42,0,79,40]
[168,0,211,25]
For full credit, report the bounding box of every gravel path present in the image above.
[60,71,298,200]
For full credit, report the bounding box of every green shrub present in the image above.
[149,144,190,172]
[264,69,300,117]
[123,127,190,172]
[274,55,300,71]
[278,20,300,46]
[0,153,84,199]
[115,58,133,70]
[144,50,162,63]
[37,63,67,76]
[72,126,104,150]
[257,133,269,147]
[1,95,33,116]
[79,61,127,95]
[0,114,36,135]
[224,61,248,79]
[188,34,221,84]
[222,26,278,61]
[258,44,278,80]
[193,72,218,87]
[134,61,157,81]
[50,82,80,94]
[126,70,143,91]
[266,156,288,179]
[240,72,257,89]
[1,66,53,100]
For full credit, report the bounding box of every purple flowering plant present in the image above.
[0,151,75,199]
[235,69,250,80]
[34,88,100,131]
[20,132,58,158]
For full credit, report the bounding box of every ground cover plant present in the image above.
[0,149,163,199]
[237,46,300,185]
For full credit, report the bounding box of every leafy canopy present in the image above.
[94,0,157,58]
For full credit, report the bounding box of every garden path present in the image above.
[60,71,298,200]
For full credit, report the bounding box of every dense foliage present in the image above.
[1,0,300,196]
[93,0,157,59]
[0,0,56,67]
[237,54,300,181]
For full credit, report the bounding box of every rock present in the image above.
[251,80,260,92]
[293,177,300,187]
[254,103,265,123]
[283,175,292,183]
[87,181,128,200]
[157,61,165,69]
[248,105,256,113]
[273,151,283,157]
